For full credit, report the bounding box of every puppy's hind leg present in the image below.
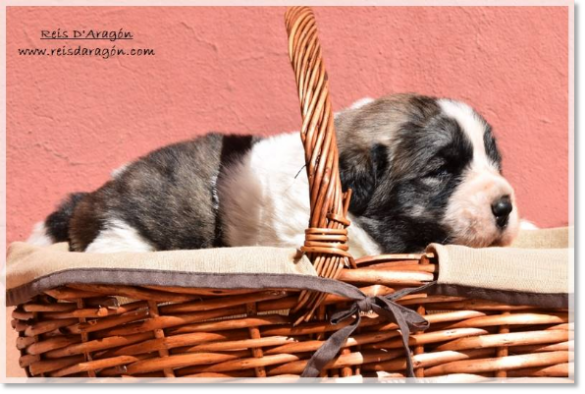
[27,222,54,247]
[85,219,155,253]
[27,192,89,247]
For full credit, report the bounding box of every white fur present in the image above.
[346,214,382,257]
[85,219,155,253]
[26,222,53,247]
[437,99,519,247]
[218,132,380,258]
[520,219,539,230]
[210,174,219,209]
[111,163,129,178]
[350,97,375,110]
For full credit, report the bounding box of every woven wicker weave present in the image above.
[285,6,354,323]
[9,6,571,380]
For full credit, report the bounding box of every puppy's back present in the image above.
[67,133,226,251]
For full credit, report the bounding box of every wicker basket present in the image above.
[7,7,572,381]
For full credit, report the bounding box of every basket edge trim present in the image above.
[6,267,368,306]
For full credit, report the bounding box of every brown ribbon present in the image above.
[301,281,436,378]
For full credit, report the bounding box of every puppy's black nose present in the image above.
[492,195,513,228]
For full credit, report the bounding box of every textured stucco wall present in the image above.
[5,6,569,377]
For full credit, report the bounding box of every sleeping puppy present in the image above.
[27,94,520,257]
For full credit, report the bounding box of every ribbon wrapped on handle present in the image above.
[301,282,436,378]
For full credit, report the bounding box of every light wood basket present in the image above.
[10,7,571,381]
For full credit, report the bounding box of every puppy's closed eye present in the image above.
[424,165,451,179]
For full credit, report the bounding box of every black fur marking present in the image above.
[213,134,259,246]
[45,192,88,243]
[219,135,256,167]
[483,124,503,171]
[347,96,476,253]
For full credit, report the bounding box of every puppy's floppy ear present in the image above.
[339,143,389,216]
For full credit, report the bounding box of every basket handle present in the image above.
[285,6,354,321]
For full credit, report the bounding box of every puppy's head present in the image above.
[335,94,519,253]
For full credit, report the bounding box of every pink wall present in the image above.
[4,5,571,379]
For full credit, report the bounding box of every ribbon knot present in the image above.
[301,281,436,378]
[356,296,375,313]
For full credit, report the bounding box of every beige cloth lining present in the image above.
[6,242,317,291]
[6,227,572,295]
[510,226,572,249]
[427,227,573,294]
